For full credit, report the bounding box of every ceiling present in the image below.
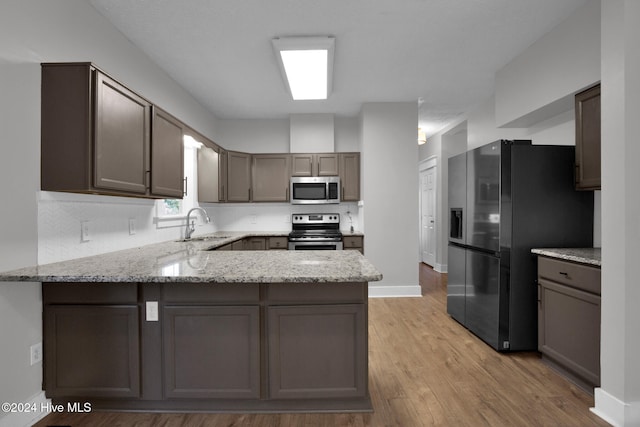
[88,0,587,138]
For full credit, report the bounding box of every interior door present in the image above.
[420,166,436,266]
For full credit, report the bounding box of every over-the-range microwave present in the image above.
[290,176,340,204]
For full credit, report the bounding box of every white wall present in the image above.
[0,1,222,425]
[361,103,420,297]
[495,0,601,128]
[216,118,290,153]
[216,116,360,154]
[290,114,335,152]
[594,1,640,425]
[335,117,360,152]
[0,60,43,427]
[467,96,528,150]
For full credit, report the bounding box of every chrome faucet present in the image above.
[185,207,211,240]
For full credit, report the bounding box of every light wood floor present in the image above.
[34,264,609,427]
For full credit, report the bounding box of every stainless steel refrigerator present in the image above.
[447,140,594,351]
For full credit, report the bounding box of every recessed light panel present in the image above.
[273,37,334,101]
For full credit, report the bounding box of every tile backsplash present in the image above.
[37,191,360,264]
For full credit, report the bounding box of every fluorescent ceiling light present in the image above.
[272,37,335,101]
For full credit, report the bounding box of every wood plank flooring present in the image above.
[34,264,609,427]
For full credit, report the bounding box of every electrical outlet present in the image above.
[30,342,43,366]
[80,221,91,242]
[250,215,257,224]
[285,215,290,223]
[129,218,136,235]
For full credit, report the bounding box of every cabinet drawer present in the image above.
[43,282,138,304]
[163,283,260,304]
[268,236,288,250]
[267,282,366,304]
[343,236,363,249]
[538,257,600,295]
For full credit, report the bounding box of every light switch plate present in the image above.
[146,301,159,322]
[129,218,136,235]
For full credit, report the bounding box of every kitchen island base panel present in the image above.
[43,281,370,413]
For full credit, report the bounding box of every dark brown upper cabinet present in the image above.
[226,151,252,202]
[339,152,361,201]
[291,153,339,177]
[41,63,184,199]
[197,143,221,203]
[252,154,291,202]
[575,84,601,190]
[151,107,186,198]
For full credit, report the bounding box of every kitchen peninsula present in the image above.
[0,232,382,413]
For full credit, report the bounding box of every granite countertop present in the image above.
[531,247,601,267]
[341,230,365,237]
[0,231,382,284]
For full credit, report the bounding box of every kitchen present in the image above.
[0,0,638,426]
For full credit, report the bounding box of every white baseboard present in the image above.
[368,283,422,298]
[593,387,640,427]
[0,391,50,427]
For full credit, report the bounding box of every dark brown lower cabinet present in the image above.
[268,304,367,399]
[43,281,370,412]
[163,305,260,399]
[537,257,601,391]
[44,305,140,398]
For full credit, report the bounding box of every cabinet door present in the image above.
[538,278,600,387]
[291,154,314,177]
[343,236,364,254]
[267,304,367,399]
[44,305,140,398]
[197,145,220,203]
[227,151,251,202]
[268,236,288,250]
[163,306,260,399]
[94,71,151,194]
[316,153,339,176]
[151,107,184,198]
[218,149,228,202]
[575,84,601,190]
[339,153,360,201]
[252,154,291,202]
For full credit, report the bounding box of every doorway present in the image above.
[419,159,437,267]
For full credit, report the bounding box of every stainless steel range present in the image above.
[288,213,343,250]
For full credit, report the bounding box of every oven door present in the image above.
[288,241,343,250]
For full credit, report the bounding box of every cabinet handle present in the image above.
[183,176,188,197]
[145,170,151,191]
